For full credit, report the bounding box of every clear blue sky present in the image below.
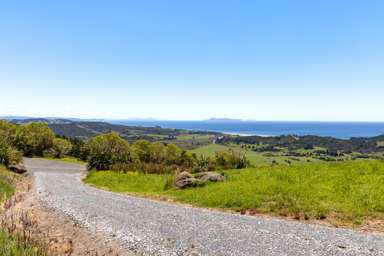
[0,0,383,121]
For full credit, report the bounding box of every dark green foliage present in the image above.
[0,120,75,160]
[0,139,22,166]
[86,132,137,170]
[86,134,249,174]
[14,123,55,156]
[47,120,217,140]
[0,121,22,166]
[45,138,72,158]
[67,137,88,159]
[218,134,384,154]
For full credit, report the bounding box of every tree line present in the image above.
[0,121,249,173]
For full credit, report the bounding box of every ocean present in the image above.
[109,120,384,139]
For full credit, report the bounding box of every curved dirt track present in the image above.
[25,158,384,256]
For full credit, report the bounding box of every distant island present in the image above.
[205,118,243,122]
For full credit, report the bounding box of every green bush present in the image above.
[0,139,22,166]
[0,121,17,145]
[91,138,249,174]
[87,132,137,170]
[45,138,72,158]
[14,123,55,156]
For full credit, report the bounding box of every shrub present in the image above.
[0,139,22,166]
[14,123,55,156]
[87,132,137,170]
[193,155,216,173]
[132,140,152,162]
[68,137,86,159]
[215,149,250,169]
[45,138,73,158]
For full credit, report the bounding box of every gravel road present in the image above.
[25,158,384,256]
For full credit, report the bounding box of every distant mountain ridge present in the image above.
[2,118,219,142]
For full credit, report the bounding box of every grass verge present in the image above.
[0,229,44,256]
[85,160,384,227]
[0,165,46,256]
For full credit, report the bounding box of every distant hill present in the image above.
[217,134,384,154]
[5,118,219,143]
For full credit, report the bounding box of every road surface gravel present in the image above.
[24,158,384,256]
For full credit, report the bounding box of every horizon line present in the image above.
[2,115,384,123]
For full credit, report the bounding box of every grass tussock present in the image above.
[85,160,384,226]
[0,212,46,256]
[0,165,46,256]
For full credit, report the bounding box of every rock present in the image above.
[8,163,27,174]
[175,171,193,181]
[194,172,225,182]
[175,171,199,189]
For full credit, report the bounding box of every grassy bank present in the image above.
[85,160,384,226]
[0,166,45,256]
[0,165,15,204]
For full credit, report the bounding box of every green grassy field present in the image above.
[85,160,384,227]
[0,166,45,256]
[191,144,320,166]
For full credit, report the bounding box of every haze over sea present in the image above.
[110,120,384,139]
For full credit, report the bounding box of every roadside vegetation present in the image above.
[0,166,46,256]
[85,160,384,226]
[2,119,384,229]
[85,133,249,174]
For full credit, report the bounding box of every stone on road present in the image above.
[24,158,384,256]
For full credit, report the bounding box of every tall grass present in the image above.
[0,227,45,256]
[85,160,384,226]
[0,165,46,256]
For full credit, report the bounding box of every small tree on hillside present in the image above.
[87,132,136,170]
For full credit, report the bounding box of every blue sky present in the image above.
[0,0,383,121]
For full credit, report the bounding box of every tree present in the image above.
[150,142,166,164]
[0,120,17,145]
[14,123,55,156]
[165,144,183,165]
[87,132,136,170]
[132,140,152,162]
[49,138,72,158]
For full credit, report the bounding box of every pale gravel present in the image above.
[24,158,384,256]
